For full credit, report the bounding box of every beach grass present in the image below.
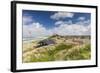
[22,36,91,63]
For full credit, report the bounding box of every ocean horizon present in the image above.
[23,36,48,41]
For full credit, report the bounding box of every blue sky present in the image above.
[22,10,91,38]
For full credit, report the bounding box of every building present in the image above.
[38,39,55,46]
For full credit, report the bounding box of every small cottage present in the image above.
[38,39,55,46]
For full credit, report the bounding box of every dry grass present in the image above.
[22,36,91,63]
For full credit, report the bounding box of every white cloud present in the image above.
[23,22,49,38]
[55,21,64,25]
[23,16,91,38]
[55,20,72,26]
[22,15,52,38]
[23,21,58,38]
[54,24,90,35]
[78,17,85,21]
[77,19,90,26]
[50,12,74,20]
[53,20,91,35]
[23,16,33,25]
[23,21,91,38]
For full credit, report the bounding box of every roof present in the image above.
[38,39,55,45]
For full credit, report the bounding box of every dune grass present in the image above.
[29,43,85,62]
[64,44,91,60]
[23,41,91,62]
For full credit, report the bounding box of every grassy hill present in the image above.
[22,34,91,63]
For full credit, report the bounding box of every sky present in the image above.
[22,10,91,38]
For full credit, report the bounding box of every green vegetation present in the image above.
[54,43,73,52]
[28,43,90,62]
[64,44,91,60]
[29,44,73,62]
[23,35,91,63]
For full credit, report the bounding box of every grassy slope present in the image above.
[23,43,91,63]
[22,36,91,63]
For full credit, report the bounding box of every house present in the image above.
[35,39,55,48]
[38,39,55,47]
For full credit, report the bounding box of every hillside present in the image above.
[22,34,91,63]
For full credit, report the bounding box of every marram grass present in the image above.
[25,43,91,62]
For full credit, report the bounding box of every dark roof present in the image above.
[38,39,55,45]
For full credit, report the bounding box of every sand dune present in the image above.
[22,35,91,63]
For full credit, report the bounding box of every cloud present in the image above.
[55,21,64,25]
[77,19,90,26]
[55,20,72,26]
[53,24,90,36]
[23,16,34,25]
[50,12,74,20]
[23,22,50,38]
[22,15,53,38]
[53,20,91,35]
[23,15,91,38]
[23,20,91,38]
[77,17,85,21]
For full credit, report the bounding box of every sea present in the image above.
[23,36,48,43]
